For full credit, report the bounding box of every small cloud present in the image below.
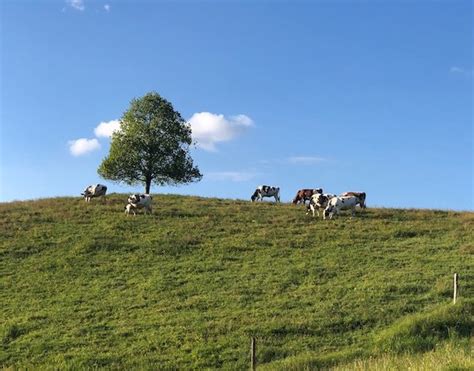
[94,119,121,138]
[66,0,85,11]
[206,171,258,182]
[287,156,327,164]
[188,112,254,151]
[450,66,473,76]
[69,138,101,156]
[104,4,111,12]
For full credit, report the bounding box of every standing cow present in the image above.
[340,192,367,209]
[323,195,361,219]
[292,188,323,205]
[125,194,153,215]
[306,193,336,218]
[251,185,280,202]
[81,184,107,202]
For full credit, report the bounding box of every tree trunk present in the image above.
[145,177,151,194]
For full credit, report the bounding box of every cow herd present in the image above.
[251,185,367,219]
[81,183,366,219]
[81,184,152,216]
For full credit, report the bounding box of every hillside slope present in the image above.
[1,195,473,369]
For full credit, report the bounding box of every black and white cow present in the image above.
[125,194,153,215]
[323,195,361,219]
[81,184,107,202]
[251,185,280,202]
[340,192,367,209]
[306,193,336,218]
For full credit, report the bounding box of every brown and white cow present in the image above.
[340,192,366,209]
[292,188,323,205]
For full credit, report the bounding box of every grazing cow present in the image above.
[292,188,323,205]
[81,184,107,202]
[125,194,153,215]
[251,185,280,202]
[306,193,336,217]
[323,196,360,219]
[340,192,367,209]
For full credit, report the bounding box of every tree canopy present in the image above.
[98,92,202,193]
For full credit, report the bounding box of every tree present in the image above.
[98,92,202,194]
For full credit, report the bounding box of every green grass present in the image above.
[334,339,473,371]
[1,194,473,369]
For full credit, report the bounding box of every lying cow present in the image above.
[306,193,336,217]
[340,192,367,209]
[125,194,153,215]
[81,184,107,202]
[323,195,361,219]
[251,185,280,202]
[292,188,323,205]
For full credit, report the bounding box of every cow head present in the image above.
[323,208,331,219]
[251,190,259,202]
[359,192,367,208]
[128,194,139,204]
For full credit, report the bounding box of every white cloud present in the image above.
[66,0,85,11]
[69,138,101,156]
[450,66,473,76]
[206,171,257,182]
[94,119,121,138]
[104,4,111,12]
[188,112,254,151]
[287,156,327,164]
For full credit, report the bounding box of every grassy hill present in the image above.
[1,194,473,369]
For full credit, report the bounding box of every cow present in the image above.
[292,188,323,205]
[81,184,107,202]
[323,195,361,219]
[251,185,280,202]
[340,192,367,209]
[306,193,336,217]
[125,194,153,215]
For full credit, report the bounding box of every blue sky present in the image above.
[1,0,472,210]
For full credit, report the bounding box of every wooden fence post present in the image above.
[453,273,458,304]
[251,337,256,370]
